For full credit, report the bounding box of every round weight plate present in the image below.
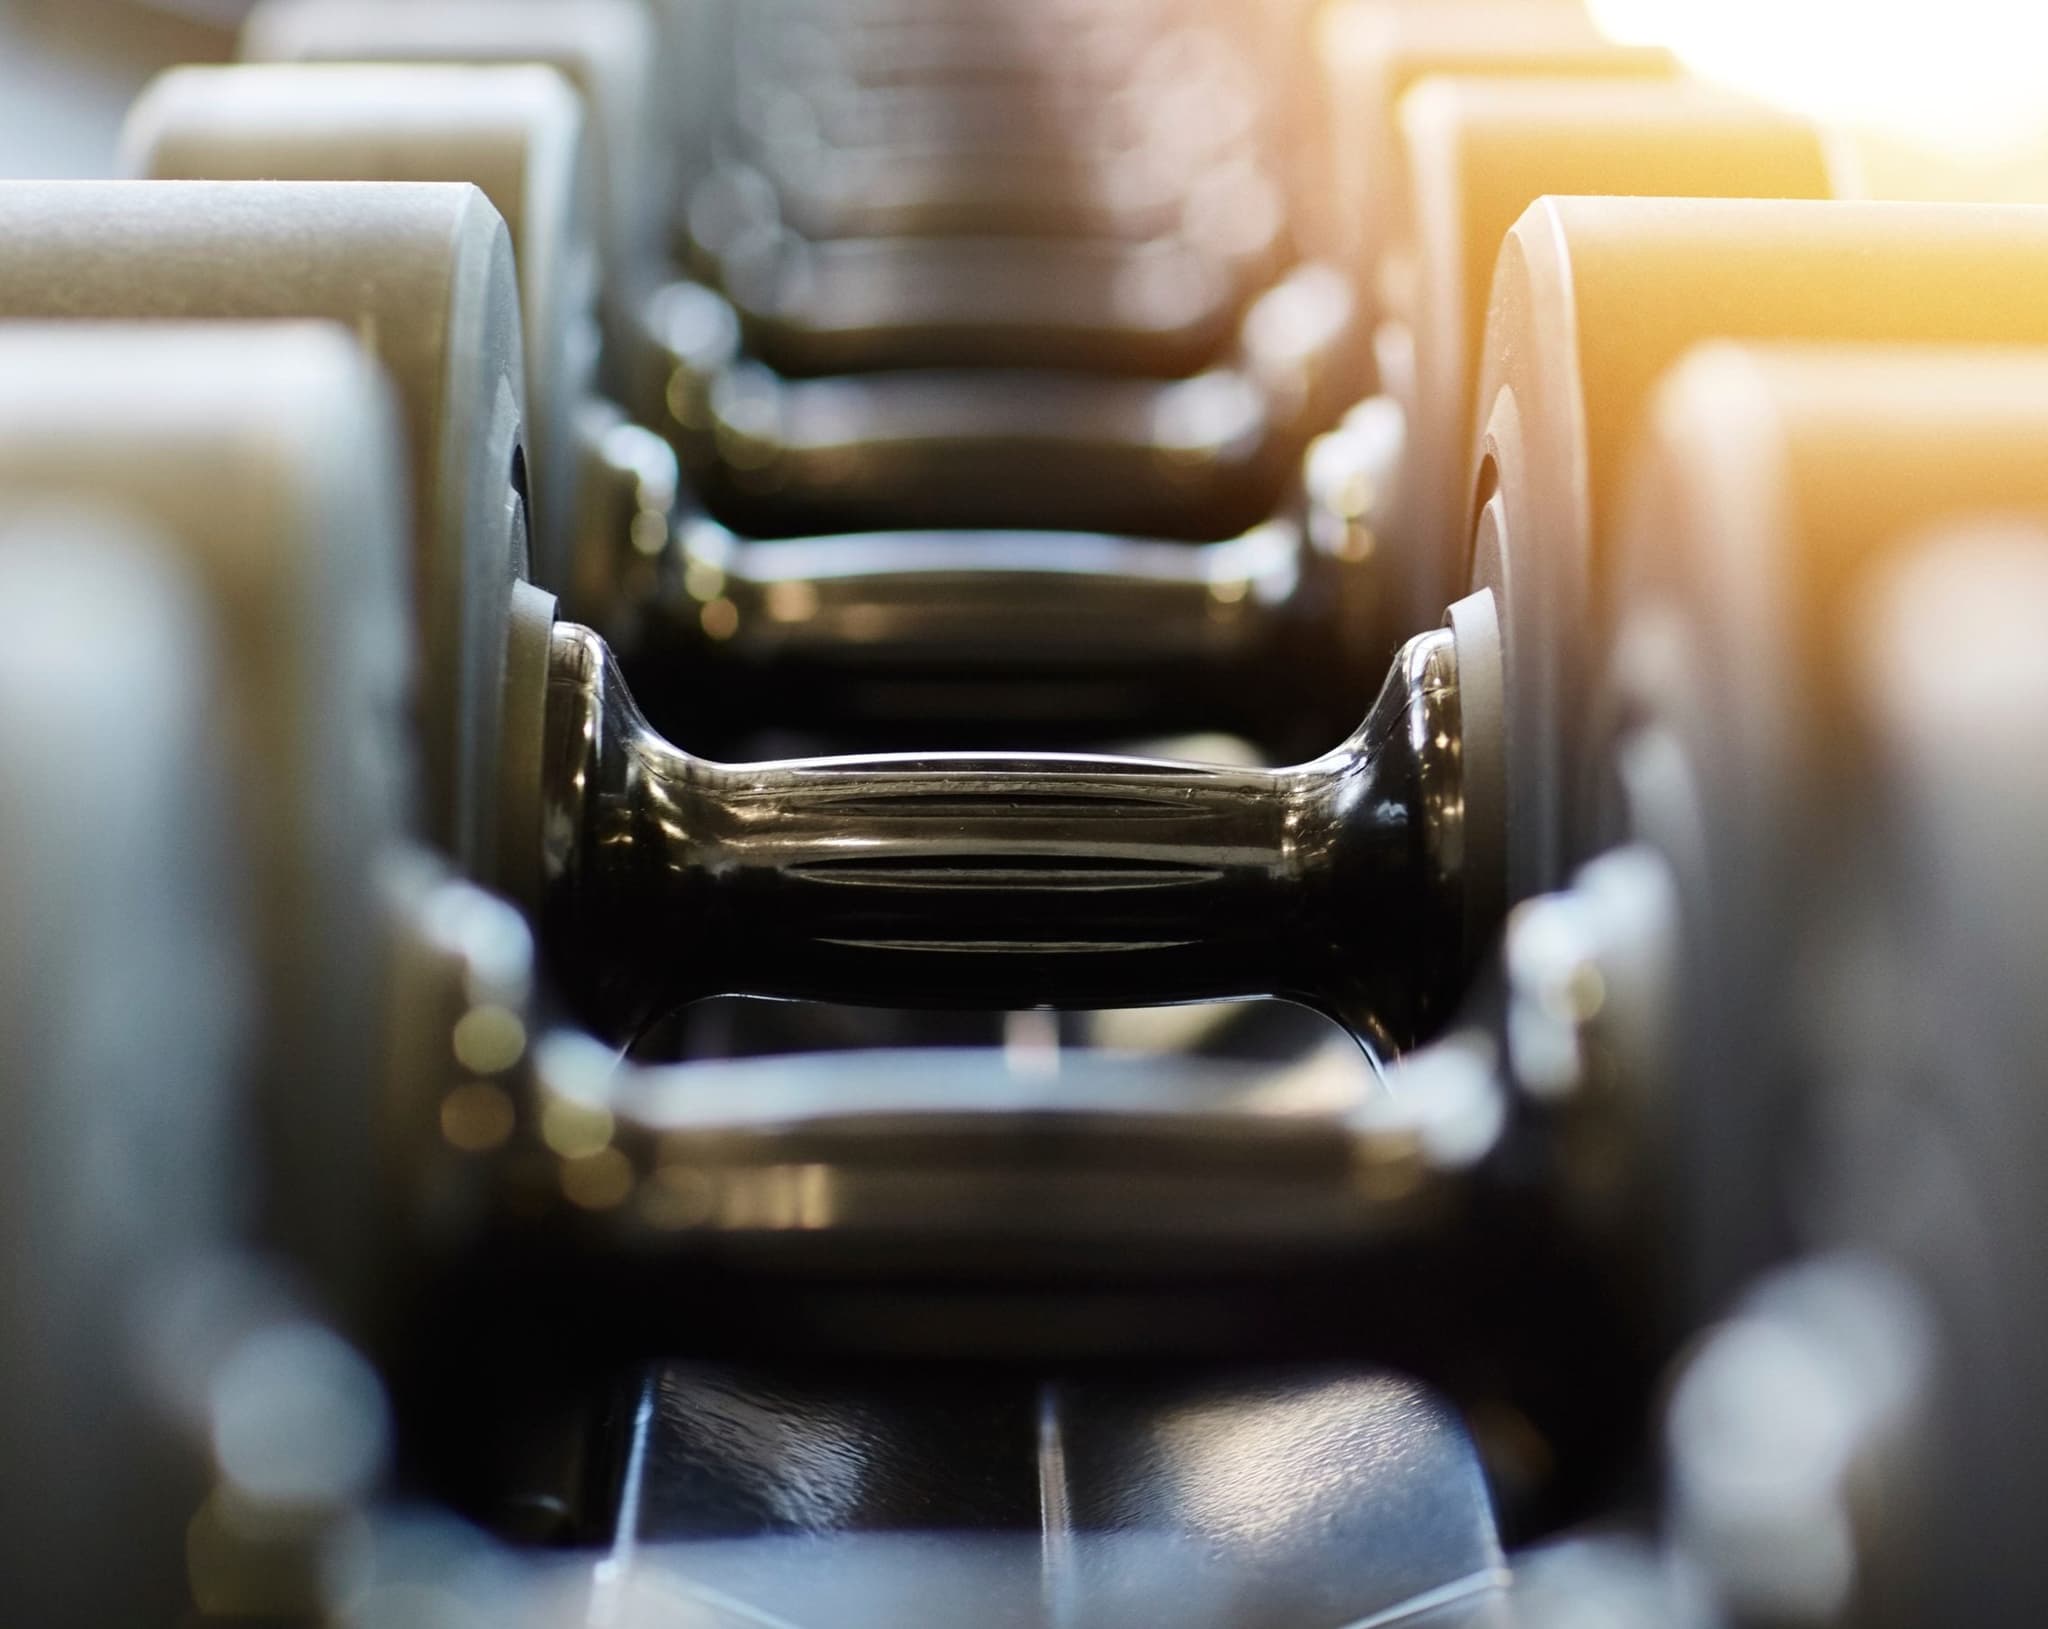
[1384,76,1840,645]
[0,514,245,1626]
[1468,197,2048,904]
[1837,527,2048,1628]
[1314,0,1674,332]
[1594,344,2048,1324]
[125,62,602,601]
[0,179,526,881]
[0,323,418,1326]
[242,0,667,343]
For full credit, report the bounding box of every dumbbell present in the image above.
[0,182,1435,1065]
[16,327,2038,1390]
[25,184,2048,1065]
[0,320,1518,1371]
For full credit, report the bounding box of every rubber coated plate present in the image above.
[0,324,417,1323]
[1316,0,1673,326]
[1594,344,2048,1323]
[1838,529,2048,1627]
[1466,197,2048,903]
[0,180,527,882]
[0,519,244,1627]
[242,0,668,353]
[1386,76,1837,643]
[126,62,603,600]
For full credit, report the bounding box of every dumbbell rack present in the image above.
[5,5,2048,1629]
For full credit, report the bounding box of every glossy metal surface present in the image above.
[504,1037,1503,1276]
[709,10,1268,244]
[718,143,1197,244]
[539,621,1471,1048]
[646,262,1359,538]
[613,1363,1508,1629]
[407,878,1549,1362]
[711,229,1265,376]
[619,510,1365,751]
[579,348,1406,753]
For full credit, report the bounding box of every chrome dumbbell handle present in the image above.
[537,613,1487,1050]
[712,232,1255,375]
[744,146,1192,243]
[664,515,1305,665]
[647,265,1360,538]
[577,382,1404,751]
[501,1035,1514,1279]
[624,514,1338,748]
[406,874,1547,1358]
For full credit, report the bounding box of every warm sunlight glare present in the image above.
[1587,0,2048,159]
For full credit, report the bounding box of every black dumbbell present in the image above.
[24,183,2048,1070]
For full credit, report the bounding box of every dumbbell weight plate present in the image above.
[0,325,419,1326]
[1469,198,2048,906]
[0,515,245,1629]
[1593,344,2048,1324]
[124,63,601,604]
[242,0,669,368]
[1833,527,2048,1628]
[0,180,527,880]
[1381,76,1842,647]
[1313,0,1674,336]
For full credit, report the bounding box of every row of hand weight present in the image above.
[3,2,2048,1627]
